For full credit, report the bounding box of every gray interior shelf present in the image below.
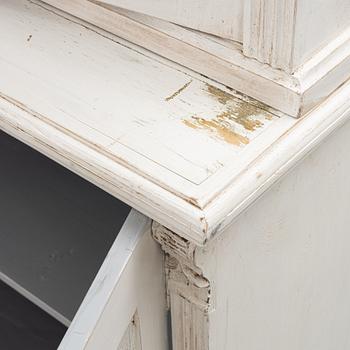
[0,130,130,325]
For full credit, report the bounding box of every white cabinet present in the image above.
[95,0,244,41]
[1,0,350,349]
[59,210,167,350]
[0,130,168,350]
[42,0,350,119]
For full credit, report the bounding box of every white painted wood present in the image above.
[243,0,297,72]
[2,2,350,348]
[94,0,244,42]
[203,79,350,241]
[244,0,350,73]
[293,0,350,69]
[59,210,168,350]
[2,0,350,246]
[196,114,350,350]
[152,224,211,350]
[0,0,294,244]
[41,0,298,116]
[42,0,350,118]
[117,313,142,350]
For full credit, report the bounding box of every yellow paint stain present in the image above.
[182,84,276,146]
[206,84,234,104]
[206,84,274,128]
[166,80,193,101]
[218,109,263,132]
[183,117,249,146]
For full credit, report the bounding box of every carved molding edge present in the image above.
[152,221,211,350]
[243,0,297,73]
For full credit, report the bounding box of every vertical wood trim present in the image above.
[243,0,298,73]
[152,222,211,350]
[170,294,209,350]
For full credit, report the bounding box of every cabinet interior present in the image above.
[0,130,130,326]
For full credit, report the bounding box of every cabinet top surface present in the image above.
[1,0,348,244]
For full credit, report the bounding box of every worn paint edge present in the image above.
[203,79,350,239]
[0,95,207,245]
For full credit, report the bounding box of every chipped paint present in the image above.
[206,84,234,104]
[166,80,193,101]
[218,110,263,132]
[205,84,270,131]
[207,84,278,117]
[182,84,274,146]
[183,116,249,146]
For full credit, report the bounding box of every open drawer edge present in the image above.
[59,209,168,350]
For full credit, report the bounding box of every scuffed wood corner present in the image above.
[152,221,212,350]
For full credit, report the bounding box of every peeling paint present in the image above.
[206,84,276,118]
[166,80,192,101]
[182,84,275,146]
[205,84,270,130]
[183,116,249,146]
[206,84,234,105]
[218,110,263,132]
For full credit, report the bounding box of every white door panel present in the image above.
[58,209,168,350]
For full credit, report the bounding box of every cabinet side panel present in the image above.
[293,0,350,68]
[197,118,350,349]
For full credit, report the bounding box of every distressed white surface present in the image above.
[59,210,167,350]
[2,0,350,245]
[0,0,286,187]
[197,112,350,350]
[95,0,244,41]
[42,0,350,119]
[41,0,299,117]
[244,0,350,74]
[243,0,297,72]
[0,0,297,244]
